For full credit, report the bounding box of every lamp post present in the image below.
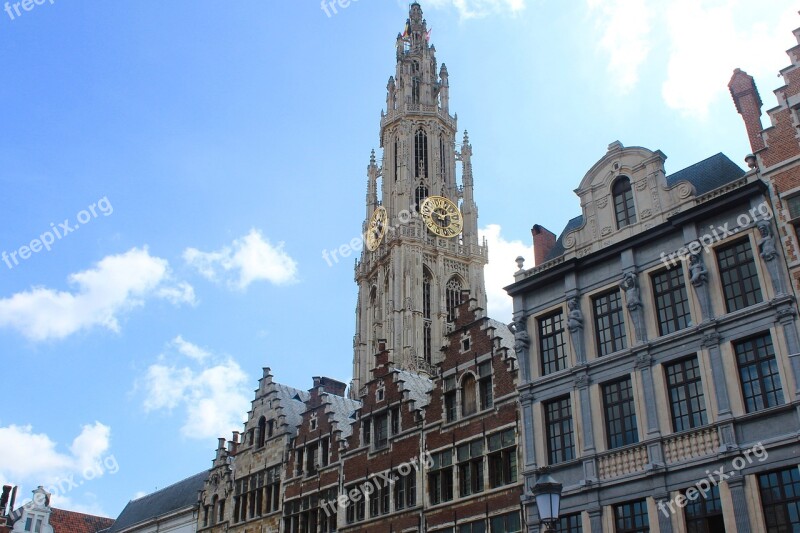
[532,472,562,533]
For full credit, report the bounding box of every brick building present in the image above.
[730,17,800,297]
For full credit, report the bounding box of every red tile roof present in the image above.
[49,508,114,533]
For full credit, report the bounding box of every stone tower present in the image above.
[352,2,488,397]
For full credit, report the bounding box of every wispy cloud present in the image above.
[479,224,528,322]
[662,0,797,118]
[184,229,298,290]
[587,0,653,94]
[139,337,250,440]
[0,248,194,342]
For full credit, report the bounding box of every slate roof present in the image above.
[49,508,114,533]
[487,318,515,353]
[545,153,745,262]
[394,369,433,409]
[324,394,361,439]
[106,472,206,533]
[277,383,309,433]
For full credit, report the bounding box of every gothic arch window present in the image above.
[612,177,637,228]
[257,416,267,448]
[415,183,429,212]
[414,129,428,179]
[423,267,433,363]
[412,61,421,104]
[461,373,477,416]
[394,137,399,181]
[445,276,463,323]
[370,286,379,321]
[439,134,447,178]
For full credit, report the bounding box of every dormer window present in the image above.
[612,177,636,228]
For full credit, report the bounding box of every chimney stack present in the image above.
[313,376,347,397]
[532,225,556,266]
[729,68,766,154]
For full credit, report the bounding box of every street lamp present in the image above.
[532,472,562,532]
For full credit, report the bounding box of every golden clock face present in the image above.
[366,206,388,251]
[420,196,463,238]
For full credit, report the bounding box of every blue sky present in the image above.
[0,0,796,519]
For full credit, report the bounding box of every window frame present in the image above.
[758,466,800,532]
[602,377,639,449]
[593,289,627,357]
[539,310,567,375]
[651,267,691,336]
[716,238,763,313]
[734,332,784,413]
[665,356,708,432]
[544,395,575,464]
[612,177,637,229]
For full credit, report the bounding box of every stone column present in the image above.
[520,390,537,469]
[574,370,597,483]
[727,477,752,533]
[776,306,800,396]
[635,351,664,466]
[702,332,731,416]
[654,493,674,533]
[587,507,603,533]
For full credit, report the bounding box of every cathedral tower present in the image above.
[352,2,488,396]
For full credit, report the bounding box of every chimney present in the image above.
[312,376,347,397]
[0,486,10,516]
[729,68,766,153]
[228,431,239,455]
[532,225,556,266]
[8,488,16,514]
[371,340,394,377]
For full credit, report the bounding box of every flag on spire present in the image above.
[402,19,410,39]
[426,28,432,42]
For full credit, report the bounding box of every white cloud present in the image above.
[0,422,114,514]
[156,281,197,306]
[184,229,298,290]
[0,248,194,342]
[423,0,525,19]
[588,0,653,93]
[171,335,211,362]
[661,0,797,117]
[140,337,250,440]
[480,224,529,322]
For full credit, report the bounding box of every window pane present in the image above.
[735,333,783,413]
[716,240,763,312]
[593,291,627,356]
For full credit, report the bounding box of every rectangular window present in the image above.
[556,513,583,533]
[759,467,800,532]
[363,418,371,446]
[544,396,575,464]
[391,406,400,435]
[294,448,303,476]
[306,442,318,476]
[460,521,487,533]
[479,361,493,410]
[716,239,763,312]
[428,450,454,505]
[652,267,691,335]
[266,465,281,513]
[539,310,567,374]
[665,357,707,432]
[684,485,723,533]
[786,193,800,241]
[593,290,627,356]
[489,512,521,533]
[444,376,457,422]
[603,377,638,449]
[374,412,389,449]
[735,333,784,412]
[321,437,329,467]
[395,469,416,510]
[457,439,484,497]
[614,499,649,533]
[488,428,517,488]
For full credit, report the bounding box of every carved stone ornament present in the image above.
[573,373,589,388]
[601,226,613,236]
[635,179,648,191]
[701,332,721,348]
[595,197,609,209]
[635,352,652,368]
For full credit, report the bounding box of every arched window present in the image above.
[461,374,477,416]
[415,184,429,211]
[423,268,432,363]
[394,138,399,181]
[370,286,379,321]
[211,496,218,526]
[257,417,266,448]
[445,277,463,323]
[415,129,428,179]
[612,177,636,228]
[267,420,274,438]
[439,135,447,178]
